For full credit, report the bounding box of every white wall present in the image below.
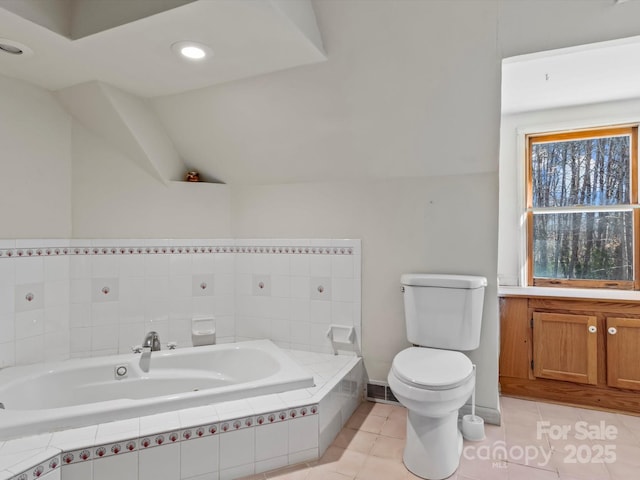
[150,0,640,417]
[498,97,640,286]
[231,174,499,410]
[152,0,501,184]
[71,121,231,239]
[0,75,72,238]
[0,73,230,241]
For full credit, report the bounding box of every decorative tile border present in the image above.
[8,403,321,477]
[57,404,318,466]
[5,403,319,480]
[8,403,322,478]
[8,404,318,478]
[9,455,60,480]
[0,245,353,258]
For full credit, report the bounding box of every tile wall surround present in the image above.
[0,239,361,369]
[0,352,362,480]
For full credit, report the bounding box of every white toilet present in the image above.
[388,273,487,480]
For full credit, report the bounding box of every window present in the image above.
[526,126,638,289]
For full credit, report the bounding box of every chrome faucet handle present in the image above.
[131,345,143,354]
[167,341,178,350]
[142,331,161,351]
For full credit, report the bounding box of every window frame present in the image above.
[525,125,639,290]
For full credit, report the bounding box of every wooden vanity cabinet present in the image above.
[532,312,598,385]
[500,296,640,413]
[606,317,640,391]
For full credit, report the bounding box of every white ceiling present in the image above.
[3,0,640,186]
[151,0,504,185]
[0,0,196,40]
[0,0,325,97]
[502,34,640,114]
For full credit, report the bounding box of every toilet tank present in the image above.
[401,273,487,351]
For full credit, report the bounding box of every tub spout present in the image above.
[143,331,161,352]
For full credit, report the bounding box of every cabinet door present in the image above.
[606,317,640,390]
[533,312,598,385]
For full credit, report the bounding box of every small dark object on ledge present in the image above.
[186,171,200,182]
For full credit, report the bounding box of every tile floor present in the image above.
[241,396,640,479]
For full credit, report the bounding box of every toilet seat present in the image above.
[391,347,473,390]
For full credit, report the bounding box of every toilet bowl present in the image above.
[388,347,475,479]
[390,273,486,480]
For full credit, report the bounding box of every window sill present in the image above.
[498,285,640,303]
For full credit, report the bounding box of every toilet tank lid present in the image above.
[401,273,487,289]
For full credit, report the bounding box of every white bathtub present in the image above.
[0,339,314,440]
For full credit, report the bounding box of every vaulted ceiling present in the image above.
[0,0,325,96]
[3,0,640,185]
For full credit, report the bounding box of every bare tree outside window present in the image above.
[527,127,638,289]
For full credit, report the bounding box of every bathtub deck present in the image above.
[0,348,363,480]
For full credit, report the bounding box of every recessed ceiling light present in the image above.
[181,46,205,59]
[0,38,33,57]
[0,43,21,54]
[171,41,212,61]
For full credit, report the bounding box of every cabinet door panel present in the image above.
[533,312,598,385]
[606,317,640,390]
[499,298,531,379]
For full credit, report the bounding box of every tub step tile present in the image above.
[288,415,319,455]
[95,419,139,446]
[50,426,98,453]
[139,412,181,438]
[247,394,287,414]
[288,448,318,465]
[255,455,288,475]
[178,405,218,430]
[93,451,137,480]
[180,435,219,479]
[219,428,255,471]
[219,463,254,480]
[139,442,180,480]
[215,400,254,422]
[256,422,289,462]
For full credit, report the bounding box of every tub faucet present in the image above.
[142,331,161,352]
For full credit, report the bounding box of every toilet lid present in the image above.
[392,347,474,390]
